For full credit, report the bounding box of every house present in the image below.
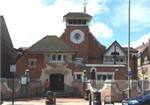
[136,39,150,80]
[103,41,138,79]
[0,16,16,78]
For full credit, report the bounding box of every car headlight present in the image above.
[129,100,139,104]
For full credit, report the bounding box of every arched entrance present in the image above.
[50,74,64,91]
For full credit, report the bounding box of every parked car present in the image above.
[122,90,150,105]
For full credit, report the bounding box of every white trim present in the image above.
[70,29,84,44]
[74,72,84,81]
[90,67,97,72]
[66,24,89,26]
[85,64,125,67]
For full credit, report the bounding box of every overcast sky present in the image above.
[0,0,150,48]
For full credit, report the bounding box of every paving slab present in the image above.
[2,97,122,105]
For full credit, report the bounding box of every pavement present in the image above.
[2,97,122,105]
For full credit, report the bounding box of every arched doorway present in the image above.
[50,74,64,91]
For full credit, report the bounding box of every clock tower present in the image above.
[60,12,105,64]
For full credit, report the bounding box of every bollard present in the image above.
[93,91,101,105]
[45,91,56,105]
[0,93,3,105]
[84,89,90,100]
[89,93,92,105]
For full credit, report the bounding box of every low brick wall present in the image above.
[87,80,150,102]
[72,81,84,97]
[0,78,43,100]
[1,79,150,101]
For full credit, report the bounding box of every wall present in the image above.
[86,80,150,102]
[0,78,43,100]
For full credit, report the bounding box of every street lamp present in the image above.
[141,66,147,95]
[83,70,87,91]
[83,70,89,100]
[10,65,16,105]
[25,69,29,81]
[25,69,30,96]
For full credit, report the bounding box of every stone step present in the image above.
[54,91,69,98]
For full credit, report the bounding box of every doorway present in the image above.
[49,74,64,91]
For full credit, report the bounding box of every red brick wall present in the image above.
[16,52,45,79]
[60,26,90,63]
[60,26,105,64]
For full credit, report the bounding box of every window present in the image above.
[74,72,83,81]
[52,55,56,61]
[63,55,66,61]
[68,19,86,25]
[48,54,65,63]
[102,75,107,81]
[74,33,81,41]
[97,73,114,81]
[28,59,37,68]
[108,75,112,80]
[97,75,102,80]
[104,57,113,62]
[76,74,82,80]
[58,55,62,61]
[120,58,123,62]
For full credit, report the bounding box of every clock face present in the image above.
[70,29,84,44]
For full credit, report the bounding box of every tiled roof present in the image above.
[123,47,138,53]
[28,36,75,53]
[136,42,149,53]
[64,12,92,18]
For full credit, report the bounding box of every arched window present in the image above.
[90,67,96,80]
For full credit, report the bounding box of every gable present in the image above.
[105,41,126,56]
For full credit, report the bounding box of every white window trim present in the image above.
[96,72,114,81]
[48,54,65,63]
[74,72,84,81]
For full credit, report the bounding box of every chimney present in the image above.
[142,42,144,45]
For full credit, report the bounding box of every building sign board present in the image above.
[10,65,16,72]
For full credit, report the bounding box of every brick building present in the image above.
[0,16,16,78]
[136,39,150,80]
[16,12,138,92]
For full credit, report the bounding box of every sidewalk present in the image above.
[2,97,122,105]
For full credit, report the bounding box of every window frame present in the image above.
[28,58,37,68]
[96,72,114,81]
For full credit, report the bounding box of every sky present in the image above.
[0,0,150,48]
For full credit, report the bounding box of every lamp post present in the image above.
[10,65,16,105]
[83,70,87,91]
[83,70,89,100]
[141,66,147,95]
[127,0,131,98]
[25,69,30,96]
